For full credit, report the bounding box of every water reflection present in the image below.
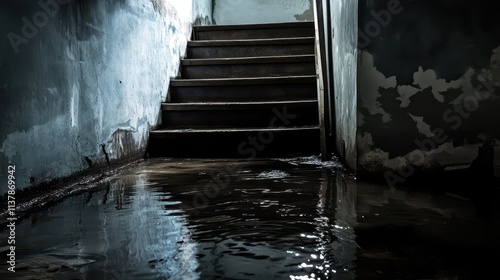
[0,170,201,280]
[1,158,497,279]
[79,177,200,280]
[288,171,357,280]
[139,159,357,279]
[0,158,357,279]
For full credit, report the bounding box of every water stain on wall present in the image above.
[358,49,500,172]
[357,0,500,174]
[294,0,313,21]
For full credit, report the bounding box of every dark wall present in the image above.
[356,0,500,177]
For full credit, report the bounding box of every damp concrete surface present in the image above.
[1,156,499,279]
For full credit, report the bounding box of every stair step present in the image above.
[148,126,320,158]
[150,126,320,135]
[161,100,319,128]
[162,100,317,110]
[169,76,317,102]
[181,55,316,79]
[148,21,320,158]
[194,21,315,40]
[187,37,315,58]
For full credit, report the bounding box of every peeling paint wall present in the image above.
[213,0,313,25]
[0,0,212,193]
[330,0,358,171]
[357,0,500,178]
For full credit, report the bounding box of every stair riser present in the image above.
[187,44,314,59]
[148,129,320,158]
[181,62,316,79]
[161,106,319,128]
[195,27,315,40]
[169,83,317,103]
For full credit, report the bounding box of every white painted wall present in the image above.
[0,0,212,193]
[213,0,313,25]
[331,0,358,171]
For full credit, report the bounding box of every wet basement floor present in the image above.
[1,157,499,280]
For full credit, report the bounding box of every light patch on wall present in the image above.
[412,67,462,103]
[47,88,58,96]
[104,117,149,160]
[70,84,79,128]
[446,49,500,106]
[294,0,313,21]
[397,48,500,109]
[358,51,396,123]
[449,68,478,106]
[358,131,485,173]
[409,114,434,138]
[397,85,420,108]
[66,45,76,61]
[108,128,137,160]
[192,0,212,25]
[357,132,409,170]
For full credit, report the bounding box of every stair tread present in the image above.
[151,126,319,134]
[194,21,314,31]
[163,100,316,105]
[181,54,315,65]
[188,37,315,47]
[162,100,317,110]
[171,75,316,86]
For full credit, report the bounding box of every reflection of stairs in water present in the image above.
[148,22,320,158]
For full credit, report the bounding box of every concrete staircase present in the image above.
[148,22,320,158]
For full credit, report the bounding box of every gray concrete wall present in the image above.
[357,0,500,180]
[330,0,358,171]
[213,0,313,25]
[0,0,212,193]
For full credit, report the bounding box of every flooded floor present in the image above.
[1,157,499,280]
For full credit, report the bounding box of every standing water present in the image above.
[1,157,499,279]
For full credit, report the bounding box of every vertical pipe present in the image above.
[313,0,333,160]
[326,0,336,146]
